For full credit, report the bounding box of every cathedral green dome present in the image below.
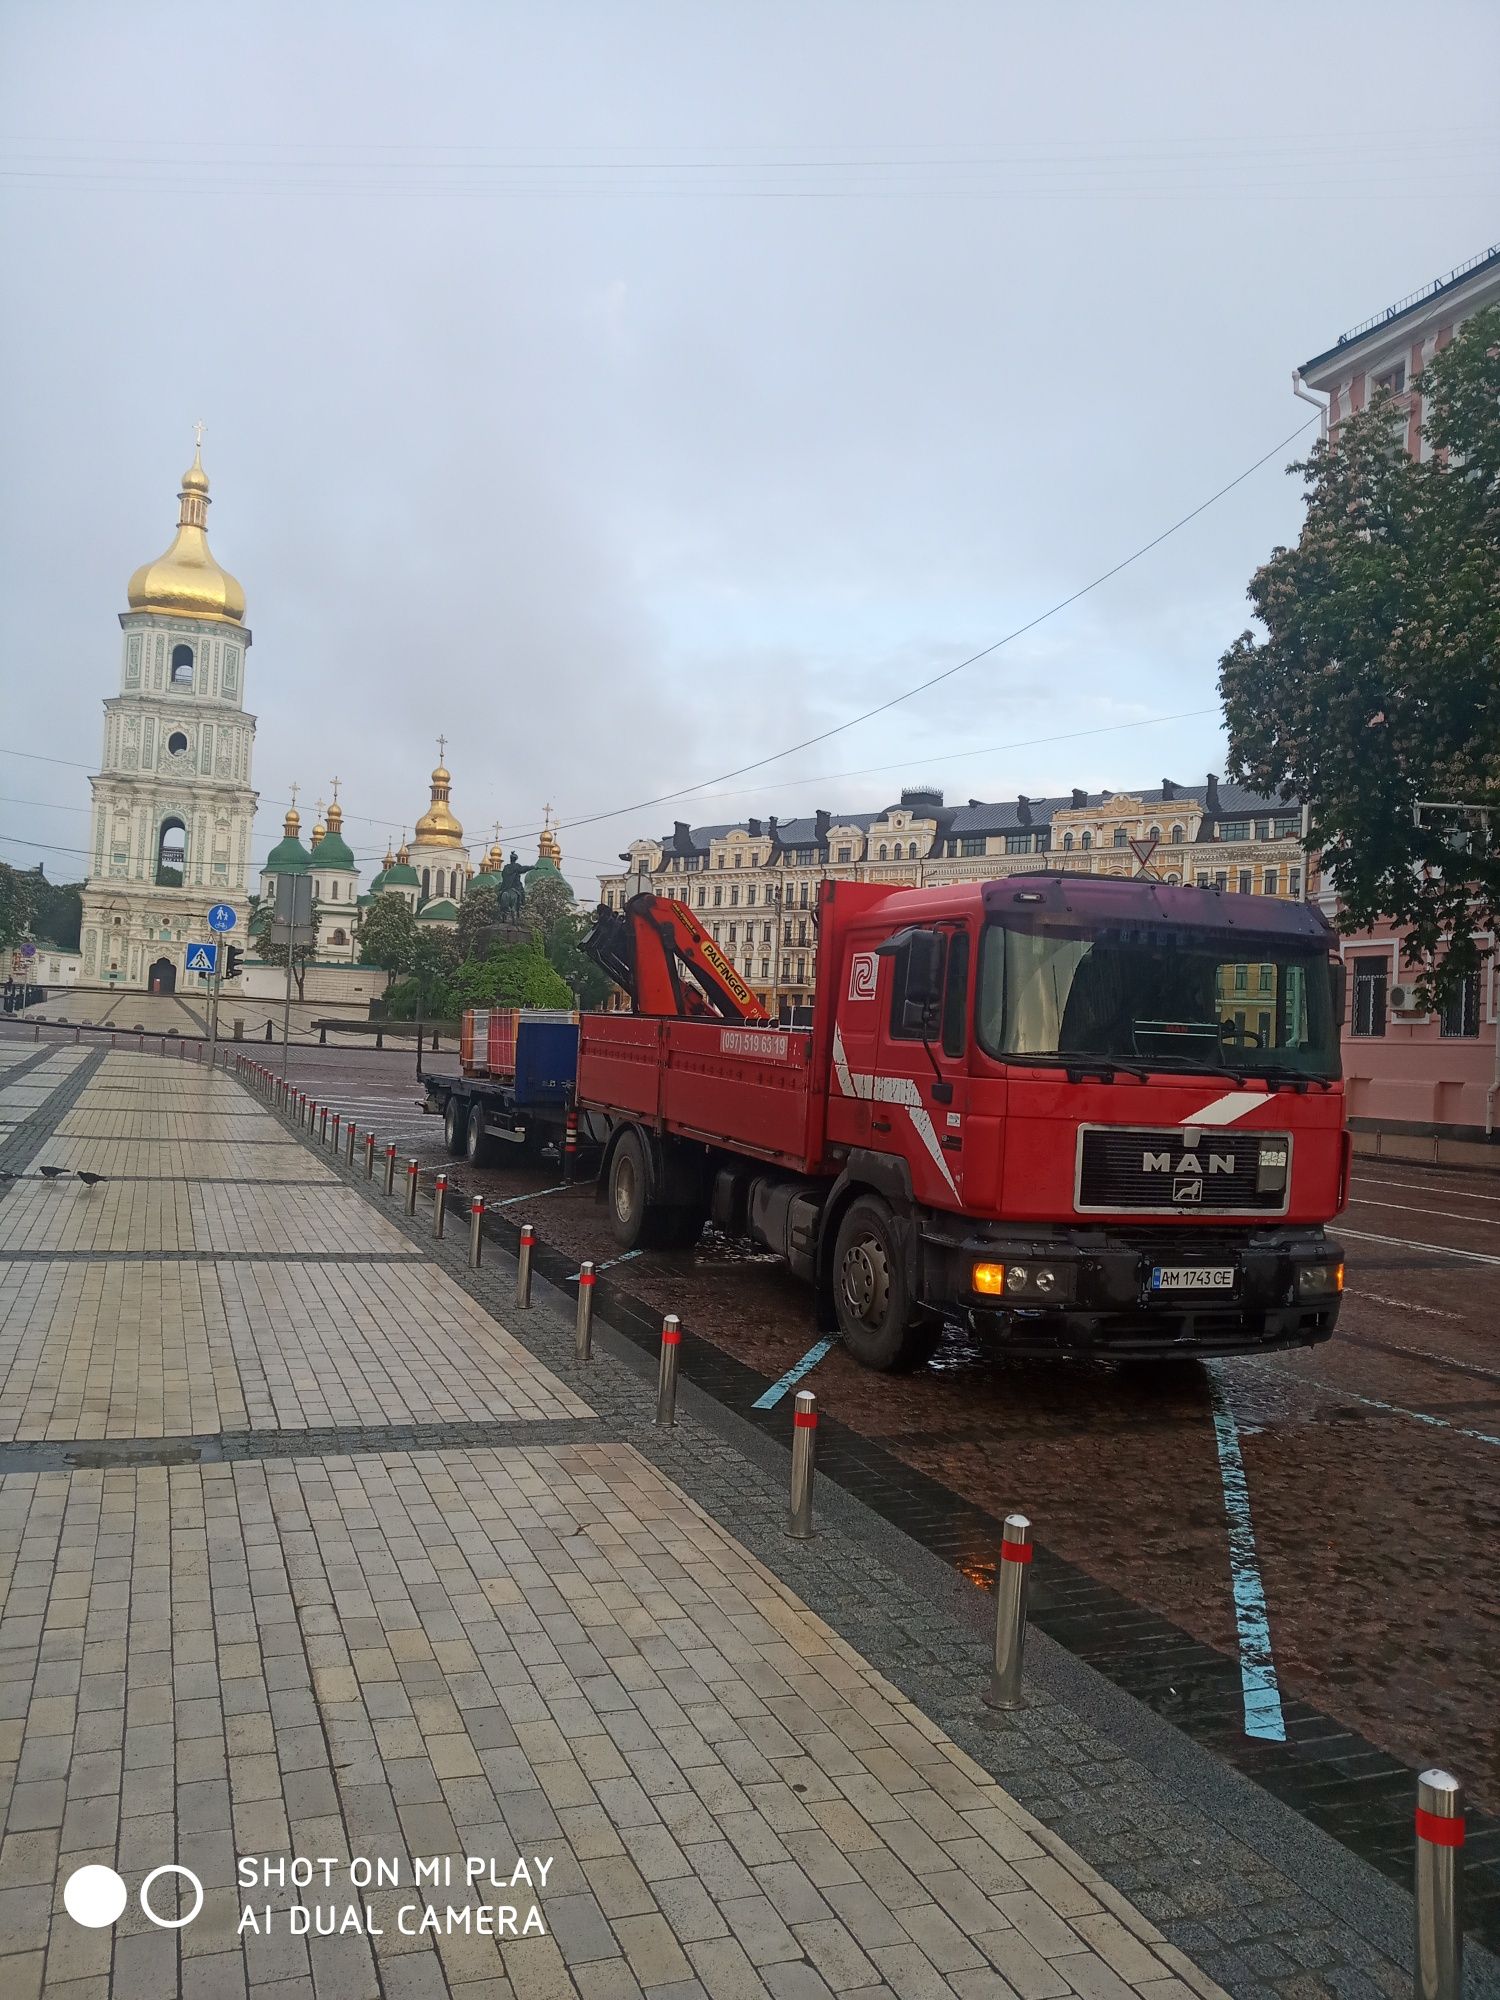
[383,861,420,889]
[264,807,311,874]
[312,830,356,870]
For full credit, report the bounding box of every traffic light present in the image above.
[223,945,243,980]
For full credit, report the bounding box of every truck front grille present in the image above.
[1076,1126,1290,1215]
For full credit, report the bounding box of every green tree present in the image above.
[523,871,574,938]
[358,893,419,974]
[451,938,573,1010]
[0,864,38,953]
[1219,306,1500,1002]
[250,900,321,1001]
[24,877,84,950]
[542,905,614,1010]
[455,886,501,960]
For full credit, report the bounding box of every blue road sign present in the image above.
[207,903,237,932]
[185,942,218,974]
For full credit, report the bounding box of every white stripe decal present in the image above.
[830,1027,958,1198]
[1180,1091,1267,1128]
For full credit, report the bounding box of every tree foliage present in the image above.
[1219,306,1500,1001]
[455,886,500,959]
[0,864,36,953]
[358,893,419,974]
[0,867,83,954]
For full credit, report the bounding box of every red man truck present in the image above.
[577,874,1349,1370]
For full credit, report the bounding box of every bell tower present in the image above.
[79,434,260,993]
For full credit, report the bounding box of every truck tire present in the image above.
[831,1196,939,1372]
[465,1103,494,1167]
[606,1129,705,1251]
[443,1097,467,1157]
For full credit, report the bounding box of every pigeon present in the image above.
[76,1172,108,1188]
[37,1164,69,1180]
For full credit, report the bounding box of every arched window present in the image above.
[1062,832,1073,852]
[330,928,348,946]
[878,843,888,860]
[170,644,194,685]
[330,881,338,901]
[154,816,187,886]
[421,867,431,900]
[1080,831,1092,851]
[1166,873,1180,885]
[1171,824,1184,845]
[1113,827,1128,848]
[435,869,446,899]
[1148,826,1161,843]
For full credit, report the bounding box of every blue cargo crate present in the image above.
[514,1018,580,1107]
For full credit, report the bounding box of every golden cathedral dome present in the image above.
[413,755,464,848]
[126,445,246,625]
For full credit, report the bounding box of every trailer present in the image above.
[422,1009,588,1166]
[575,876,1351,1370]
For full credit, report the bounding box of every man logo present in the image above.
[1141,1150,1234,1175]
[848,952,878,1001]
[1173,1177,1204,1203]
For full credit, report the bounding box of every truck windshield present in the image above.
[977,923,1340,1079]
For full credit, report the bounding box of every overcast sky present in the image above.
[2,3,1497,903]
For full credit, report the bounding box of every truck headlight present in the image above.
[973,1260,1074,1302]
[1296,1260,1344,1300]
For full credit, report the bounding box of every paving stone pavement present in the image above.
[0,1042,1480,2000]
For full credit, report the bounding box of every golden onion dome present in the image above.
[126,445,246,625]
[413,759,464,848]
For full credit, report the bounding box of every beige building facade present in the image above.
[600,778,1311,1017]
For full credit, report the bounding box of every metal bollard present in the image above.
[405,1157,419,1215]
[983,1514,1033,1710]
[787,1390,817,1538]
[320,1105,330,1144]
[1415,1770,1464,2000]
[515,1224,535,1307]
[364,1131,376,1180]
[468,1195,485,1266]
[656,1314,681,1427]
[383,1143,397,1196]
[575,1260,596,1363]
[564,1108,579,1181]
[331,1113,341,1151]
[433,1172,447,1238]
[301,1093,310,1128]
[346,1119,357,1167]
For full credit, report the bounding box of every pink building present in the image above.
[1298,244,1500,1142]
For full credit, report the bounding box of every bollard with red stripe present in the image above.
[1415,1769,1464,2000]
[656,1314,681,1427]
[405,1157,419,1216]
[320,1105,330,1144]
[515,1223,535,1308]
[433,1172,447,1239]
[383,1142,397,1197]
[468,1195,485,1268]
[575,1260,596,1364]
[787,1390,818,1538]
[363,1131,376,1180]
[331,1113,342,1152]
[983,1513,1033,1710]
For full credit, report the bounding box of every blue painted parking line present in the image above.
[753,1337,837,1411]
[566,1249,642,1281]
[1208,1368,1286,1743]
[490,1184,568,1207]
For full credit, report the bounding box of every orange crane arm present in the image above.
[581,893,771,1022]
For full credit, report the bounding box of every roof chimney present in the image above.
[1161,779,1175,801]
[673,820,692,848]
[814,809,831,844]
[1016,795,1032,827]
[1071,788,1087,809]
[1206,773,1221,814]
[747,817,762,838]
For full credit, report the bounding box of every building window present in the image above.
[422,868,431,900]
[1214,871,1228,891]
[1289,867,1302,899]
[1373,363,1406,395]
[1002,832,1029,854]
[799,883,809,908]
[695,888,705,907]
[1263,867,1278,896]
[1259,964,1273,992]
[1256,821,1270,841]
[1352,961,1387,1037]
[1238,869,1252,895]
[1218,820,1249,841]
[1440,970,1481,1039]
[837,845,851,863]
[167,730,189,756]
[763,923,772,943]
[747,886,756,906]
[330,928,348,946]
[734,852,742,867]
[960,836,985,857]
[1062,832,1073,852]
[155,816,187,886]
[713,887,722,907]
[1147,826,1161,843]
[1113,827,1128,848]
[1170,824,1184,845]
[730,886,739,906]
[878,844,887,861]
[1196,870,1209,886]
[170,643,194,685]
[1274,815,1300,838]
[1234,964,1248,992]
[796,956,806,983]
[760,958,769,978]
[1080,832,1092,851]
[716,854,724,868]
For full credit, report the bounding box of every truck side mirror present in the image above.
[877,926,944,1033]
[1329,959,1346,1029]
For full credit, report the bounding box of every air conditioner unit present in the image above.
[1389,984,1419,1011]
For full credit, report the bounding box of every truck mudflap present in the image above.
[918,1219,1344,1359]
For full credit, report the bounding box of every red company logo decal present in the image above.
[848,953,878,1001]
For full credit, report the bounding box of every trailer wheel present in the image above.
[465,1103,494,1167]
[832,1196,938,1372]
[443,1097,467,1157]
[607,1128,653,1248]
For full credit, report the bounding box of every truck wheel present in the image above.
[832,1196,939,1372]
[465,1103,494,1167]
[607,1129,653,1248]
[443,1097,467,1157]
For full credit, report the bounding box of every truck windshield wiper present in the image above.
[1004,1054,1150,1083]
[1245,1063,1334,1092]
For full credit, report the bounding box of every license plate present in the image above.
[1151,1265,1235,1292]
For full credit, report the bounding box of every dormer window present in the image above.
[170,644,194,686]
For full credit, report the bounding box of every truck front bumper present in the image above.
[921,1220,1343,1359]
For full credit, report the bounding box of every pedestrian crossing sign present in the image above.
[185,942,218,974]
